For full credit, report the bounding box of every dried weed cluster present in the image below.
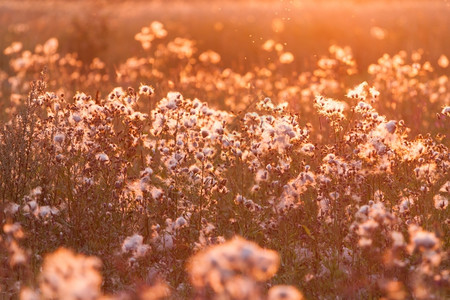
[0,19,449,300]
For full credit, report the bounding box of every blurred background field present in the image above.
[1,0,449,72]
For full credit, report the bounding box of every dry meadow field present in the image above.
[0,0,449,299]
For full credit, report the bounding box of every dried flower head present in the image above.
[40,248,102,300]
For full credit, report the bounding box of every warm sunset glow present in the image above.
[0,0,449,299]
